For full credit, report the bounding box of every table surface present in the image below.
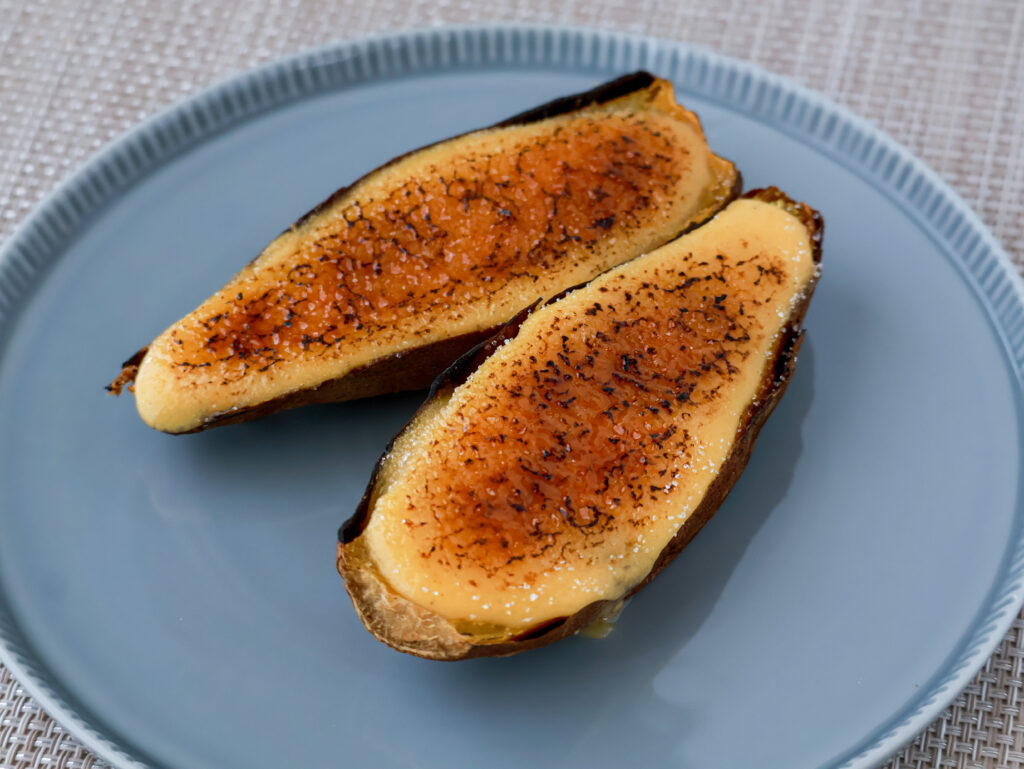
[1,1,1022,767]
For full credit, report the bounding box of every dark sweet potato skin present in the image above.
[336,188,822,660]
[170,328,498,433]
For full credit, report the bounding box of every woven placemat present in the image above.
[0,1,1021,767]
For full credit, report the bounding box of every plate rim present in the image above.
[1,22,1022,769]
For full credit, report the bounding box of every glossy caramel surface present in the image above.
[132,79,736,433]
[364,198,817,629]
[175,114,685,376]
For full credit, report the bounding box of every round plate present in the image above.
[1,25,1021,769]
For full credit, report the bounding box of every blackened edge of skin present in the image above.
[106,347,148,395]
[338,299,543,545]
[495,71,658,127]
[339,472,383,544]
[293,72,658,232]
[510,616,568,642]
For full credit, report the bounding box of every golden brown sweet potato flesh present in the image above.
[337,189,822,659]
[110,73,739,433]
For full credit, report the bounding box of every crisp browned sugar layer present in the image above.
[363,198,817,629]
[175,114,684,374]
[132,81,734,433]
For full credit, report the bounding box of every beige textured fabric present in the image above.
[0,0,1021,767]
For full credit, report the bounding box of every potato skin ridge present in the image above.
[337,187,823,660]
[109,72,740,434]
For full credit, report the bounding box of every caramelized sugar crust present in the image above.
[361,197,817,630]
[170,113,690,384]
[401,256,784,574]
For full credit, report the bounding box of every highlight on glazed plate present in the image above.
[109,72,739,434]
[337,188,822,659]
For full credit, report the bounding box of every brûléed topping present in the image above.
[363,198,817,629]
[171,113,692,382]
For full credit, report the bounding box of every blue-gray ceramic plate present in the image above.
[1,25,1021,769]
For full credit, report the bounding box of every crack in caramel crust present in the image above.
[337,187,823,659]
[168,113,689,382]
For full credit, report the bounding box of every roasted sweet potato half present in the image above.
[337,188,822,660]
[109,72,739,433]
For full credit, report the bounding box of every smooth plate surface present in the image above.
[0,26,1022,769]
